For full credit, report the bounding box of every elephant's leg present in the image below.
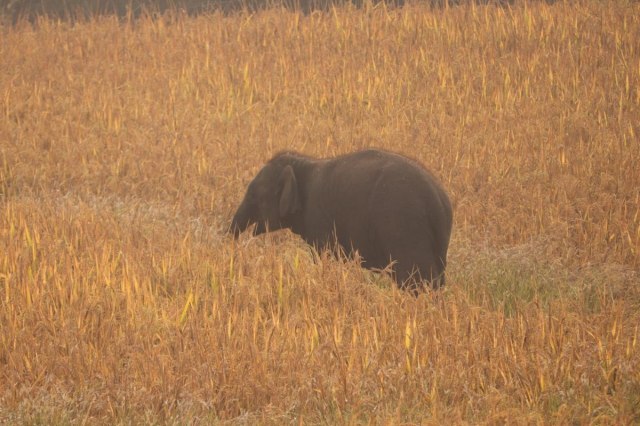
[391,244,444,293]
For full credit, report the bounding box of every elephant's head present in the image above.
[229,162,301,238]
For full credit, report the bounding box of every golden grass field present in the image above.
[1,0,639,423]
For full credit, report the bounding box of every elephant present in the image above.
[229,149,453,292]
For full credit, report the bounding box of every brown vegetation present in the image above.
[1,1,639,423]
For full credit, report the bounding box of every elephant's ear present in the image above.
[279,165,300,217]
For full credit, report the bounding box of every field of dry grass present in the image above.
[1,0,639,423]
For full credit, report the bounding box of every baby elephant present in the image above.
[229,149,453,291]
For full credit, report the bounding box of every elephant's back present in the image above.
[341,150,447,198]
[312,149,450,215]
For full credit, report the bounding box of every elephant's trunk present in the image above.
[229,203,252,238]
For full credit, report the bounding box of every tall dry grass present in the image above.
[1,1,639,423]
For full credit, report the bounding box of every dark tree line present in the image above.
[1,0,391,22]
[2,0,520,24]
